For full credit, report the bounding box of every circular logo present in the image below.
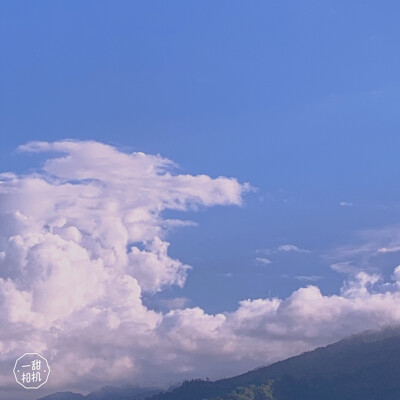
[13,353,50,389]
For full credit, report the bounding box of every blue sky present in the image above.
[2,0,400,317]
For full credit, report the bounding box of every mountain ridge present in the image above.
[37,326,400,400]
[147,325,400,400]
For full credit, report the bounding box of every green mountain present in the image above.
[147,326,400,400]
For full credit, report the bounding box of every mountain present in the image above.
[38,326,400,400]
[36,386,159,400]
[37,393,85,400]
[86,386,160,400]
[146,326,400,400]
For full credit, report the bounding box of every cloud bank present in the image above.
[1,140,400,398]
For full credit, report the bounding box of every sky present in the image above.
[1,1,400,398]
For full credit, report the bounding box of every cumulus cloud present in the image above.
[0,140,249,395]
[1,140,400,399]
[393,265,400,282]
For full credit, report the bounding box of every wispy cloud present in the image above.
[326,225,400,272]
[257,244,311,256]
[159,297,191,310]
[294,275,323,282]
[277,244,311,253]
[340,201,353,207]
[378,246,400,254]
[330,262,360,274]
[256,257,272,265]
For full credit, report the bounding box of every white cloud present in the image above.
[0,140,250,395]
[277,244,310,253]
[1,140,400,398]
[158,297,191,310]
[330,261,360,274]
[340,201,353,207]
[257,244,311,257]
[255,257,272,265]
[325,225,400,273]
[393,266,400,282]
[294,275,322,282]
[378,246,400,254]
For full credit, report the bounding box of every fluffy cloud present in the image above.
[1,140,400,399]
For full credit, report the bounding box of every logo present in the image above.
[13,353,50,389]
